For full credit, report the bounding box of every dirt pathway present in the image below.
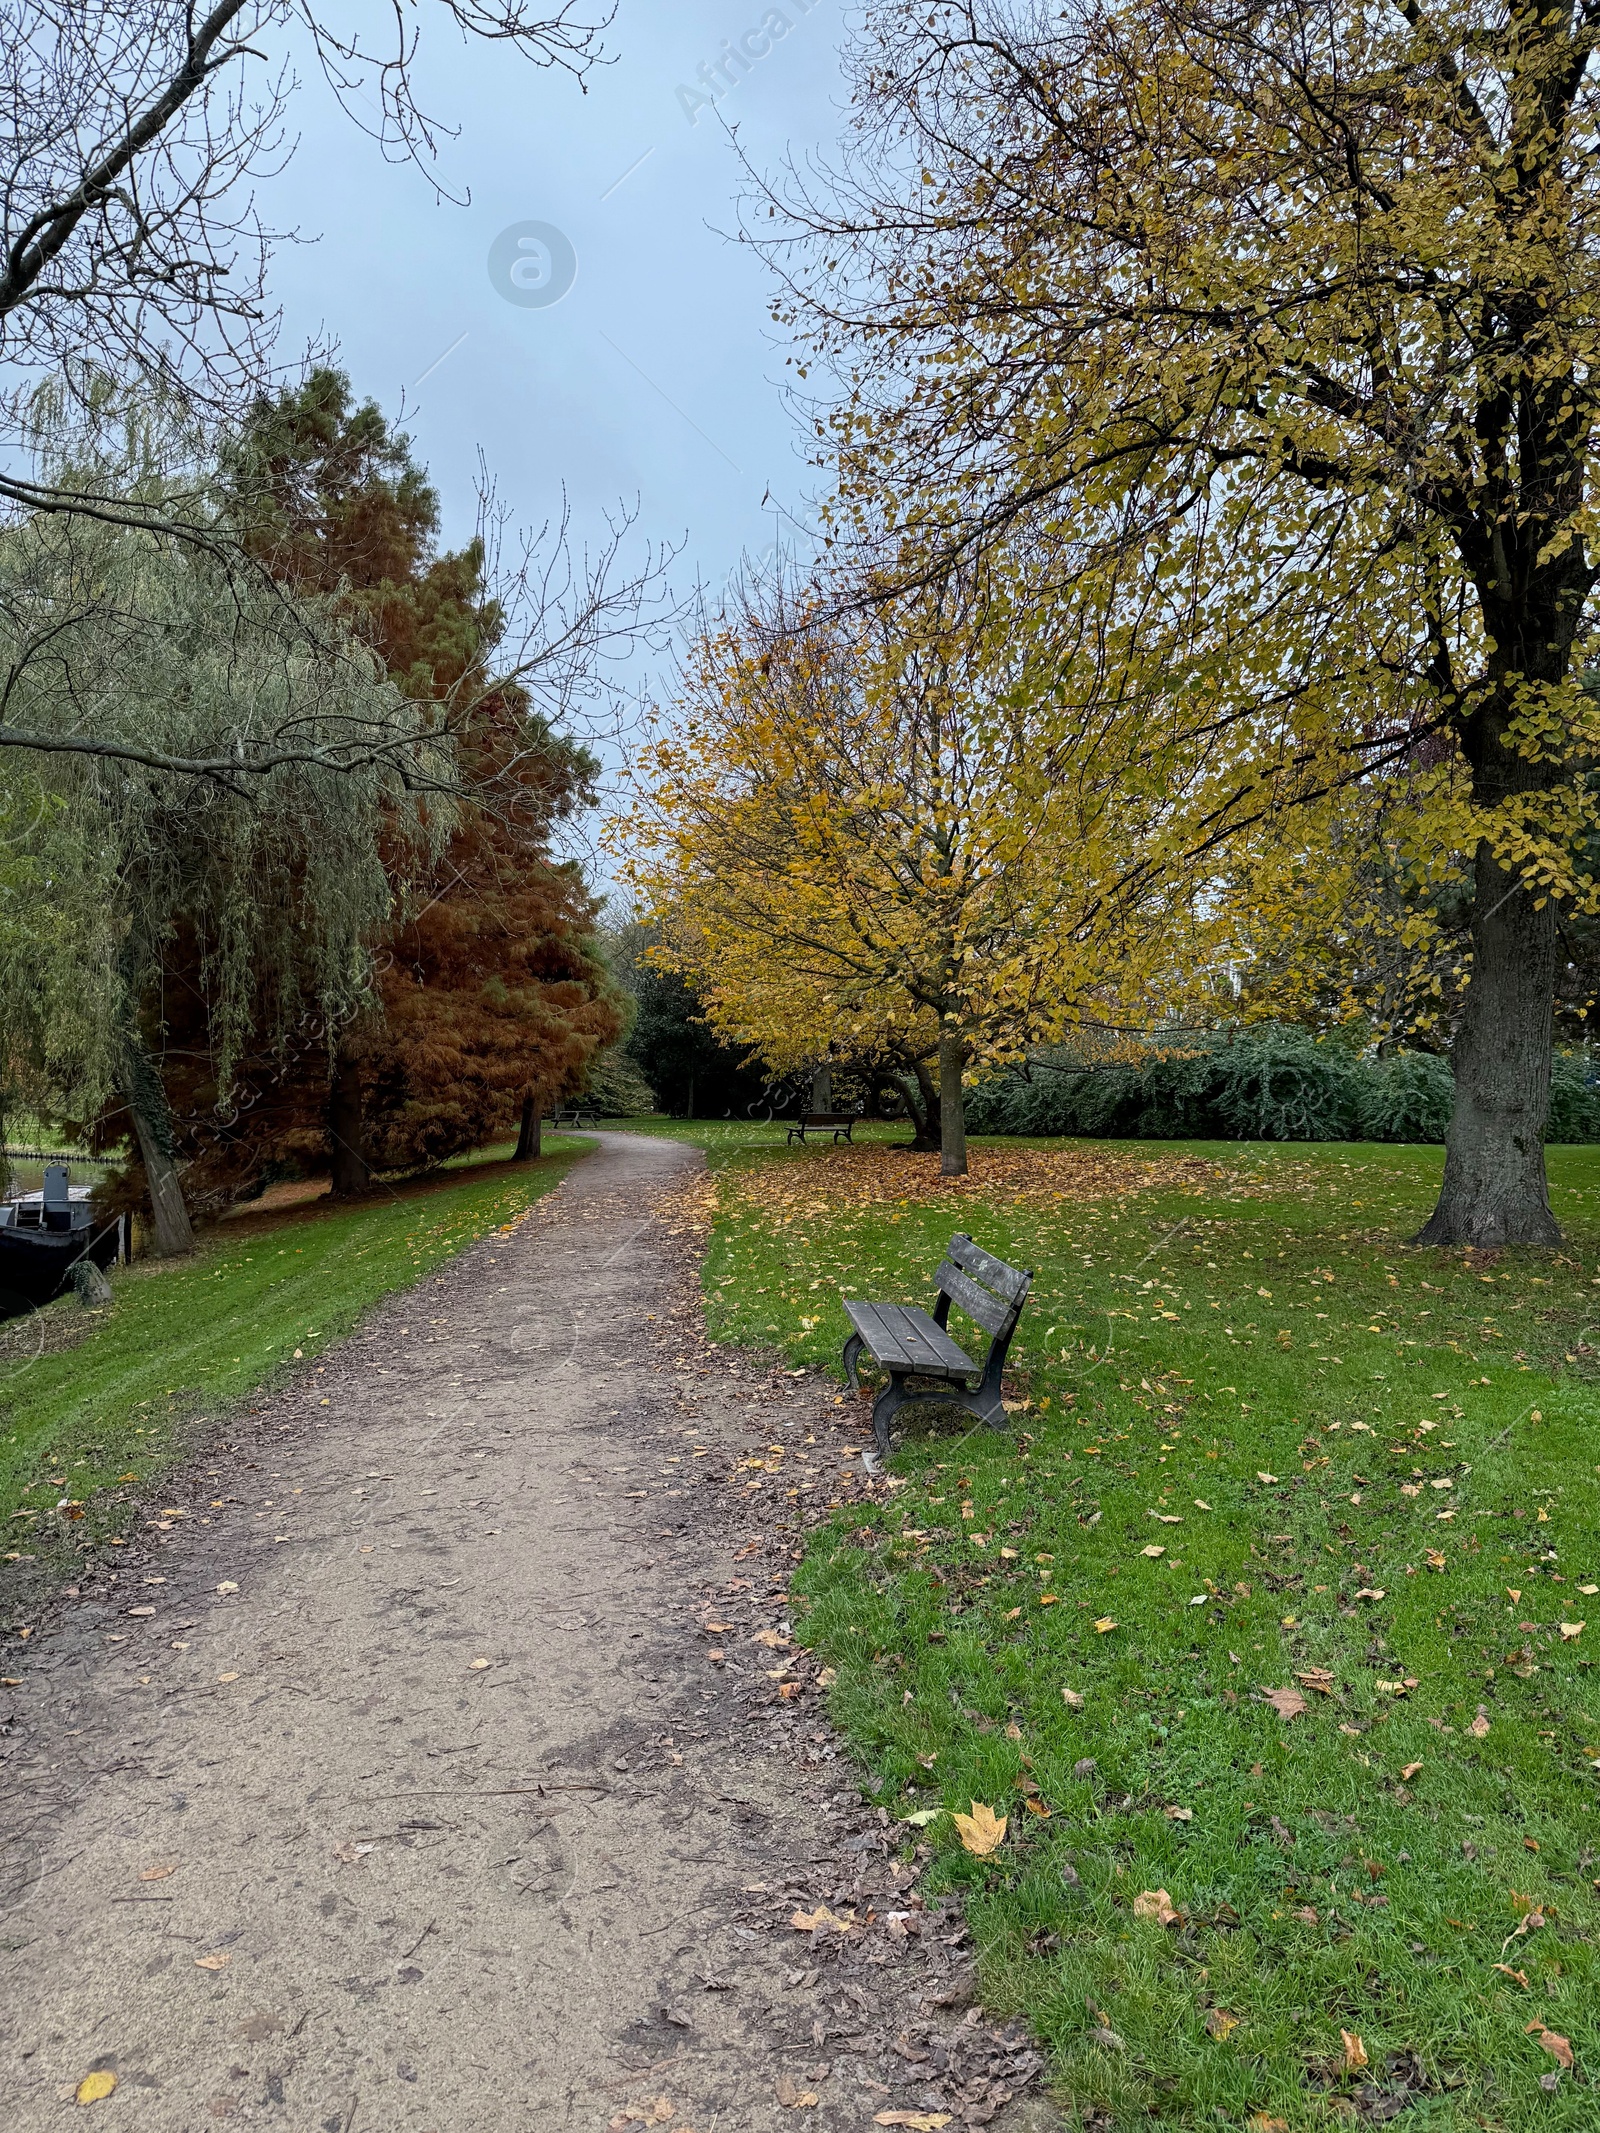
[1,1133,1056,2132]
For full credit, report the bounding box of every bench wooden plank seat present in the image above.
[786,1112,858,1145]
[842,1232,1033,1452]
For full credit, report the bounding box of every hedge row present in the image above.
[964,1025,1600,1144]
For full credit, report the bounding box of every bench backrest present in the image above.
[935,1232,1032,1342]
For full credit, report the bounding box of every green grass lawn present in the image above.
[671,1125,1600,2129]
[0,1138,587,1584]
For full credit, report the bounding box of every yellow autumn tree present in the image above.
[613,570,1199,1173]
[765,0,1600,1245]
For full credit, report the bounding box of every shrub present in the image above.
[966,1027,1600,1144]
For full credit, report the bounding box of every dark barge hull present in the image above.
[0,1221,120,1318]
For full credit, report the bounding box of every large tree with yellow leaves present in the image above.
[765,0,1600,1244]
[617,574,1190,1174]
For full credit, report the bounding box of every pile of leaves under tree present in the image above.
[98,372,624,1217]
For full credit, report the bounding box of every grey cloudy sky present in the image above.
[268,0,849,596]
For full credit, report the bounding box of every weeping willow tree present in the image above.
[0,497,450,1250]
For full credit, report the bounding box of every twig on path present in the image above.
[598,2052,686,2093]
[366,1782,611,1800]
[343,2094,359,2133]
[399,1917,436,1963]
[108,1895,173,1904]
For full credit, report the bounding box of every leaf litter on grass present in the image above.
[762,1136,1600,2129]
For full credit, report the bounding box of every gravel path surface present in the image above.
[0,1133,1061,2132]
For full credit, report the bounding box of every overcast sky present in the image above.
[268,0,849,612]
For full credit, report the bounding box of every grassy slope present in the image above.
[0,1139,587,1569]
[662,1123,1600,2130]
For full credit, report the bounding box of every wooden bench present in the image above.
[546,1105,598,1131]
[786,1112,859,1145]
[842,1233,1033,1452]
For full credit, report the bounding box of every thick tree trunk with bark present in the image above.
[938,1028,968,1177]
[328,1043,372,1198]
[1415,841,1560,1248]
[122,1063,195,1257]
[513,1091,543,1162]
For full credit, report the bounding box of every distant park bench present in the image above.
[786,1112,859,1145]
[547,1105,598,1131]
[842,1232,1034,1452]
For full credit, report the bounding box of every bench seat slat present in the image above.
[842,1298,974,1378]
[934,1260,1015,1338]
[948,1232,1031,1303]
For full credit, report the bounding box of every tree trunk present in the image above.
[890,1059,940,1150]
[328,1042,372,1198]
[1414,841,1560,1247]
[811,1065,832,1110]
[938,1028,969,1178]
[513,1091,543,1162]
[126,1078,196,1257]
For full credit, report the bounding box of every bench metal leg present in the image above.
[871,1376,913,1453]
[842,1331,865,1392]
[870,1375,1008,1453]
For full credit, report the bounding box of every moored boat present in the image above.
[0,1165,123,1319]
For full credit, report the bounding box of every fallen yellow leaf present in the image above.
[194,1952,231,1971]
[1560,1621,1585,1641]
[216,1672,239,1684]
[790,1905,854,1933]
[874,2115,953,2129]
[951,1801,1007,1856]
[1401,1761,1424,1780]
[1205,2008,1239,2040]
[75,2072,117,2105]
[1093,1616,1117,1634]
[138,1863,178,1882]
[1133,1887,1179,1925]
[1341,2029,1368,2072]
[467,1657,491,1670]
[1139,1544,1166,1558]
